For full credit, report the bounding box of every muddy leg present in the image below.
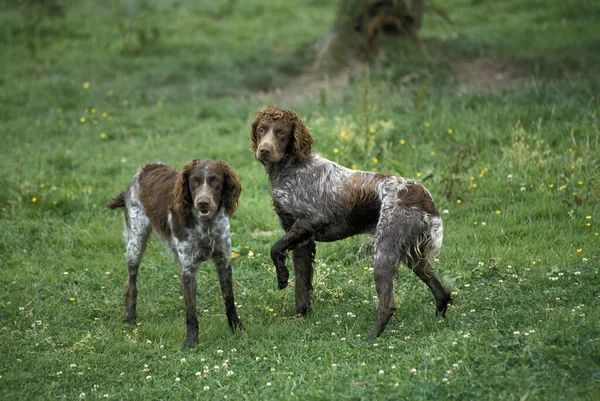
[369,251,399,340]
[408,257,451,317]
[180,267,199,348]
[292,239,315,316]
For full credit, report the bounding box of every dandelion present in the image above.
[473,221,478,225]
[80,117,86,123]
[83,82,90,89]
[247,250,254,258]
[32,197,37,203]
[369,128,375,134]
[548,184,554,188]
[507,174,513,182]
[400,139,406,145]
[56,107,62,112]
[333,148,339,154]
[102,112,108,118]
[532,261,536,265]
[123,100,129,106]
[447,129,453,134]
[91,108,96,114]
[595,232,598,236]
[268,307,274,313]
[576,249,582,253]
[431,151,435,156]
[495,210,501,215]
[40,183,45,188]
[351,164,357,169]
[230,251,240,259]
[424,122,430,128]
[372,157,378,163]
[416,172,422,177]
[456,199,462,204]
[100,133,107,139]
[585,216,592,220]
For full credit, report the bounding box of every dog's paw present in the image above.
[278,280,289,290]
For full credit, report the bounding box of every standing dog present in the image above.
[106,159,242,347]
[250,106,451,339]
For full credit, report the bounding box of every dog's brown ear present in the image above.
[174,160,197,222]
[289,110,314,162]
[219,161,242,217]
[249,110,265,154]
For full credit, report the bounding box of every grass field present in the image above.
[1,0,599,399]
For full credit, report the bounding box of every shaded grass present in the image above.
[1,0,599,400]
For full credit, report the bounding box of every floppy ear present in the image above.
[174,160,196,222]
[249,112,262,154]
[219,161,242,217]
[289,111,314,162]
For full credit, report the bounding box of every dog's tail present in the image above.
[106,191,126,209]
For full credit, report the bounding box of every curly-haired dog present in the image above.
[250,106,451,339]
[106,159,243,347]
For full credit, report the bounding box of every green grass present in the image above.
[1,0,599,399]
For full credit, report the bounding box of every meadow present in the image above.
[1,0,599,399]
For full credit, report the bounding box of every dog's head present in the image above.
[249,106,314,164]
[174,159,241,222]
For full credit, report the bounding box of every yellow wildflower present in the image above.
[424,122,430,128]
[495,210,501,215]
[40,183,45,189]
[400,139,406,145]
[447,129,453,134]
[80,117,86,123]
[369,128,375,134]
[230,251,240,259]
[83,82,90,89]
[576,249,582,253]
[333,148,339,154]
[372,157,378,163]
[585,216,591,220]
[102,112,108,118]
[32,197,37,203]
[123,99,129,106]
[69,297,75,302]
[456,199,462,204]
[577,181,583,185]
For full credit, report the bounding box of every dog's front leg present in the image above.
[180,265,199,348]
[270,220,316,290]
[213,252,242,332]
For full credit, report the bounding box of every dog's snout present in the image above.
[195,196,211,210]
[258,146,271,157]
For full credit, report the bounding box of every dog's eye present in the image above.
[276,130,287,137]
[257,127,265,134]
[207,176,222,186]
[190,177,199,185]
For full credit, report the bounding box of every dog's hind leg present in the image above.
[292,238,316,316]
[407,255,451,317]
[123,205,151,325]
[369,244,399,340]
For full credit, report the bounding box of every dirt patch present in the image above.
[451,58,523,91]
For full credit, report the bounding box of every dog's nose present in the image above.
[196,199,210,210]
[258,147,271,157]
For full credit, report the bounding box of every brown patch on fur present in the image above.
[140,164,181,235]
[250,106,314,163]
[399,182,439,216]
[348,172,389,206]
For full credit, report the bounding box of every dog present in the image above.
[106,159,242,347]
[250,106,451,339]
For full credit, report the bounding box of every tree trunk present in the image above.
[314,0,425,69]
